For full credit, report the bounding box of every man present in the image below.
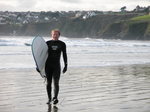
[45,29,68,104]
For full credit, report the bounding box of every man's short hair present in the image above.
[51,29,60,36]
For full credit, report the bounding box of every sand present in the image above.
[0,64,150,112]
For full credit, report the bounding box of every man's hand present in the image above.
[36,67,40,73]
[63,65,67,73]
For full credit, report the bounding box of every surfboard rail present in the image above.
[31,36,48,78]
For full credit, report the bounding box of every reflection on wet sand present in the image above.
[48,105,58,112]
[0,64,150,112]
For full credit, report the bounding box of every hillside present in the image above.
[0,12,150,40]
[102,15,150,40]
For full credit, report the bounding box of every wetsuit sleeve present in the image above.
[62,43,67,66]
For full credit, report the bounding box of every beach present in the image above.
[0,64,150,112]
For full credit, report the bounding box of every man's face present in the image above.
[51,31,60,40]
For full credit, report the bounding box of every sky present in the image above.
[0,0,149,12]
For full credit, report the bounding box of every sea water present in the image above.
[0,36,150,69]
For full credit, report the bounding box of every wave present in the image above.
[0,36,150,69]
[66,38,150,47]
[0,36,150,48]
[0,37,32,46]
[0,52,31,55]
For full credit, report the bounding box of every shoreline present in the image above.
[0,63,150,71]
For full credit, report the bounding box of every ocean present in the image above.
[0,36,150,69]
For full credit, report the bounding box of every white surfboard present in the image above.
[31,36,48,78]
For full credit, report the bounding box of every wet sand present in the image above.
[0,64,150,112]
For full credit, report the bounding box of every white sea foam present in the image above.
[0,36,150,69]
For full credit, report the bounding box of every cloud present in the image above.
[16,0,37,11]
[0,0,38,11]
[0,0,17,11]
[58,0,81,3]
[0,0,149,11]
[0,4,15,11]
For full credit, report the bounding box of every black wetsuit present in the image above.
[45,40,67,101]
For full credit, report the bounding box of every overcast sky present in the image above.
[0,0,149,12]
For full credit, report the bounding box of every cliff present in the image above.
[0,14,150,40]
[102,15,150,40]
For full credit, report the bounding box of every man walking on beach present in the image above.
[45,29,68,104]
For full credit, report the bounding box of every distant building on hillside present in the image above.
[82,11,97,19]
[134,5,150,14]
[135,5,145,12]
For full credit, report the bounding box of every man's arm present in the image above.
[62,43,68,73]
